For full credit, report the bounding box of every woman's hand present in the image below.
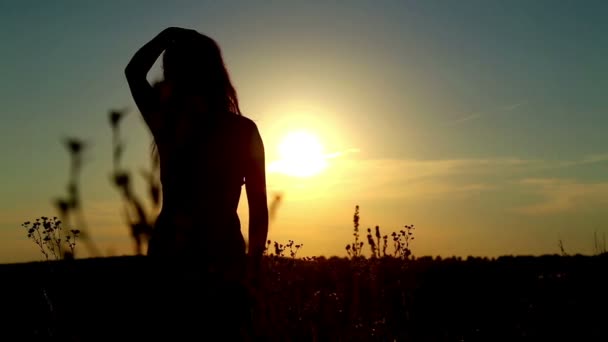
[160,27,199,45]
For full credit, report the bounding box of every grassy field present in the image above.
[2,253,607,341]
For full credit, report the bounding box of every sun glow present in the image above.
[269,131,328,177]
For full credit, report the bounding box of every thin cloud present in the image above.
[445,101,528,126]
[444,113,481,126]
[577,153,608,165]
[513,178,608,215]
[545,153,608,168]
[323,147,360,159]
[273,157,519,202]
[446,113,482,125]
[270,152,608,204]
[499,102,527,111]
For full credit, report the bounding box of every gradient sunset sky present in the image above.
[1,1,607,263]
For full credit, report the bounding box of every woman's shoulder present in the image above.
[225,113,260,132]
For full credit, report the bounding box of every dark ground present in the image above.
[1,254,607,341]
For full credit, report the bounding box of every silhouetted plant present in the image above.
[287,240,303,258]
[366,225,386,258]
[558,239,568,256]
[594,231,607,255]
[392,224,415,260]
[109,109,127,171]
[53,138,99,258]
[346,205,364,258]
[269,193,283,222]
[348,205,414,259]
[382,233,388,257]
[263,239,303,258]
[263,240,272,255]
[108,109,156,255]
[21,216,80,261]
[273,241,286,257]
[366,227,376,257]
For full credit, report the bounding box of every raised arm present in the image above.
[125,28,180,134]
[245,121,269,275]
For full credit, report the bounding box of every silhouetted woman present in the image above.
[125,27,268,339]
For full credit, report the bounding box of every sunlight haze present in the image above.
[269,130,328,177]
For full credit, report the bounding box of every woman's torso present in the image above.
[150,107,251,259]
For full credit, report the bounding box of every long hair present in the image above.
[151,31,241,160]
[161,31,241,115]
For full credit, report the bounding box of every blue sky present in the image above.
[1,1,607,263]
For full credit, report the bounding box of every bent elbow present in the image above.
[124,65,134,79]
[124,63,142,81]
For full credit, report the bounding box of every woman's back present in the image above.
[151,110,260,260]
[156,111,250,212]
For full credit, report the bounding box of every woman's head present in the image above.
[162,30,240,115]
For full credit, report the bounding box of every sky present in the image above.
[1,0,607,263]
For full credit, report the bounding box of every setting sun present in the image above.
[269,131,328,177]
